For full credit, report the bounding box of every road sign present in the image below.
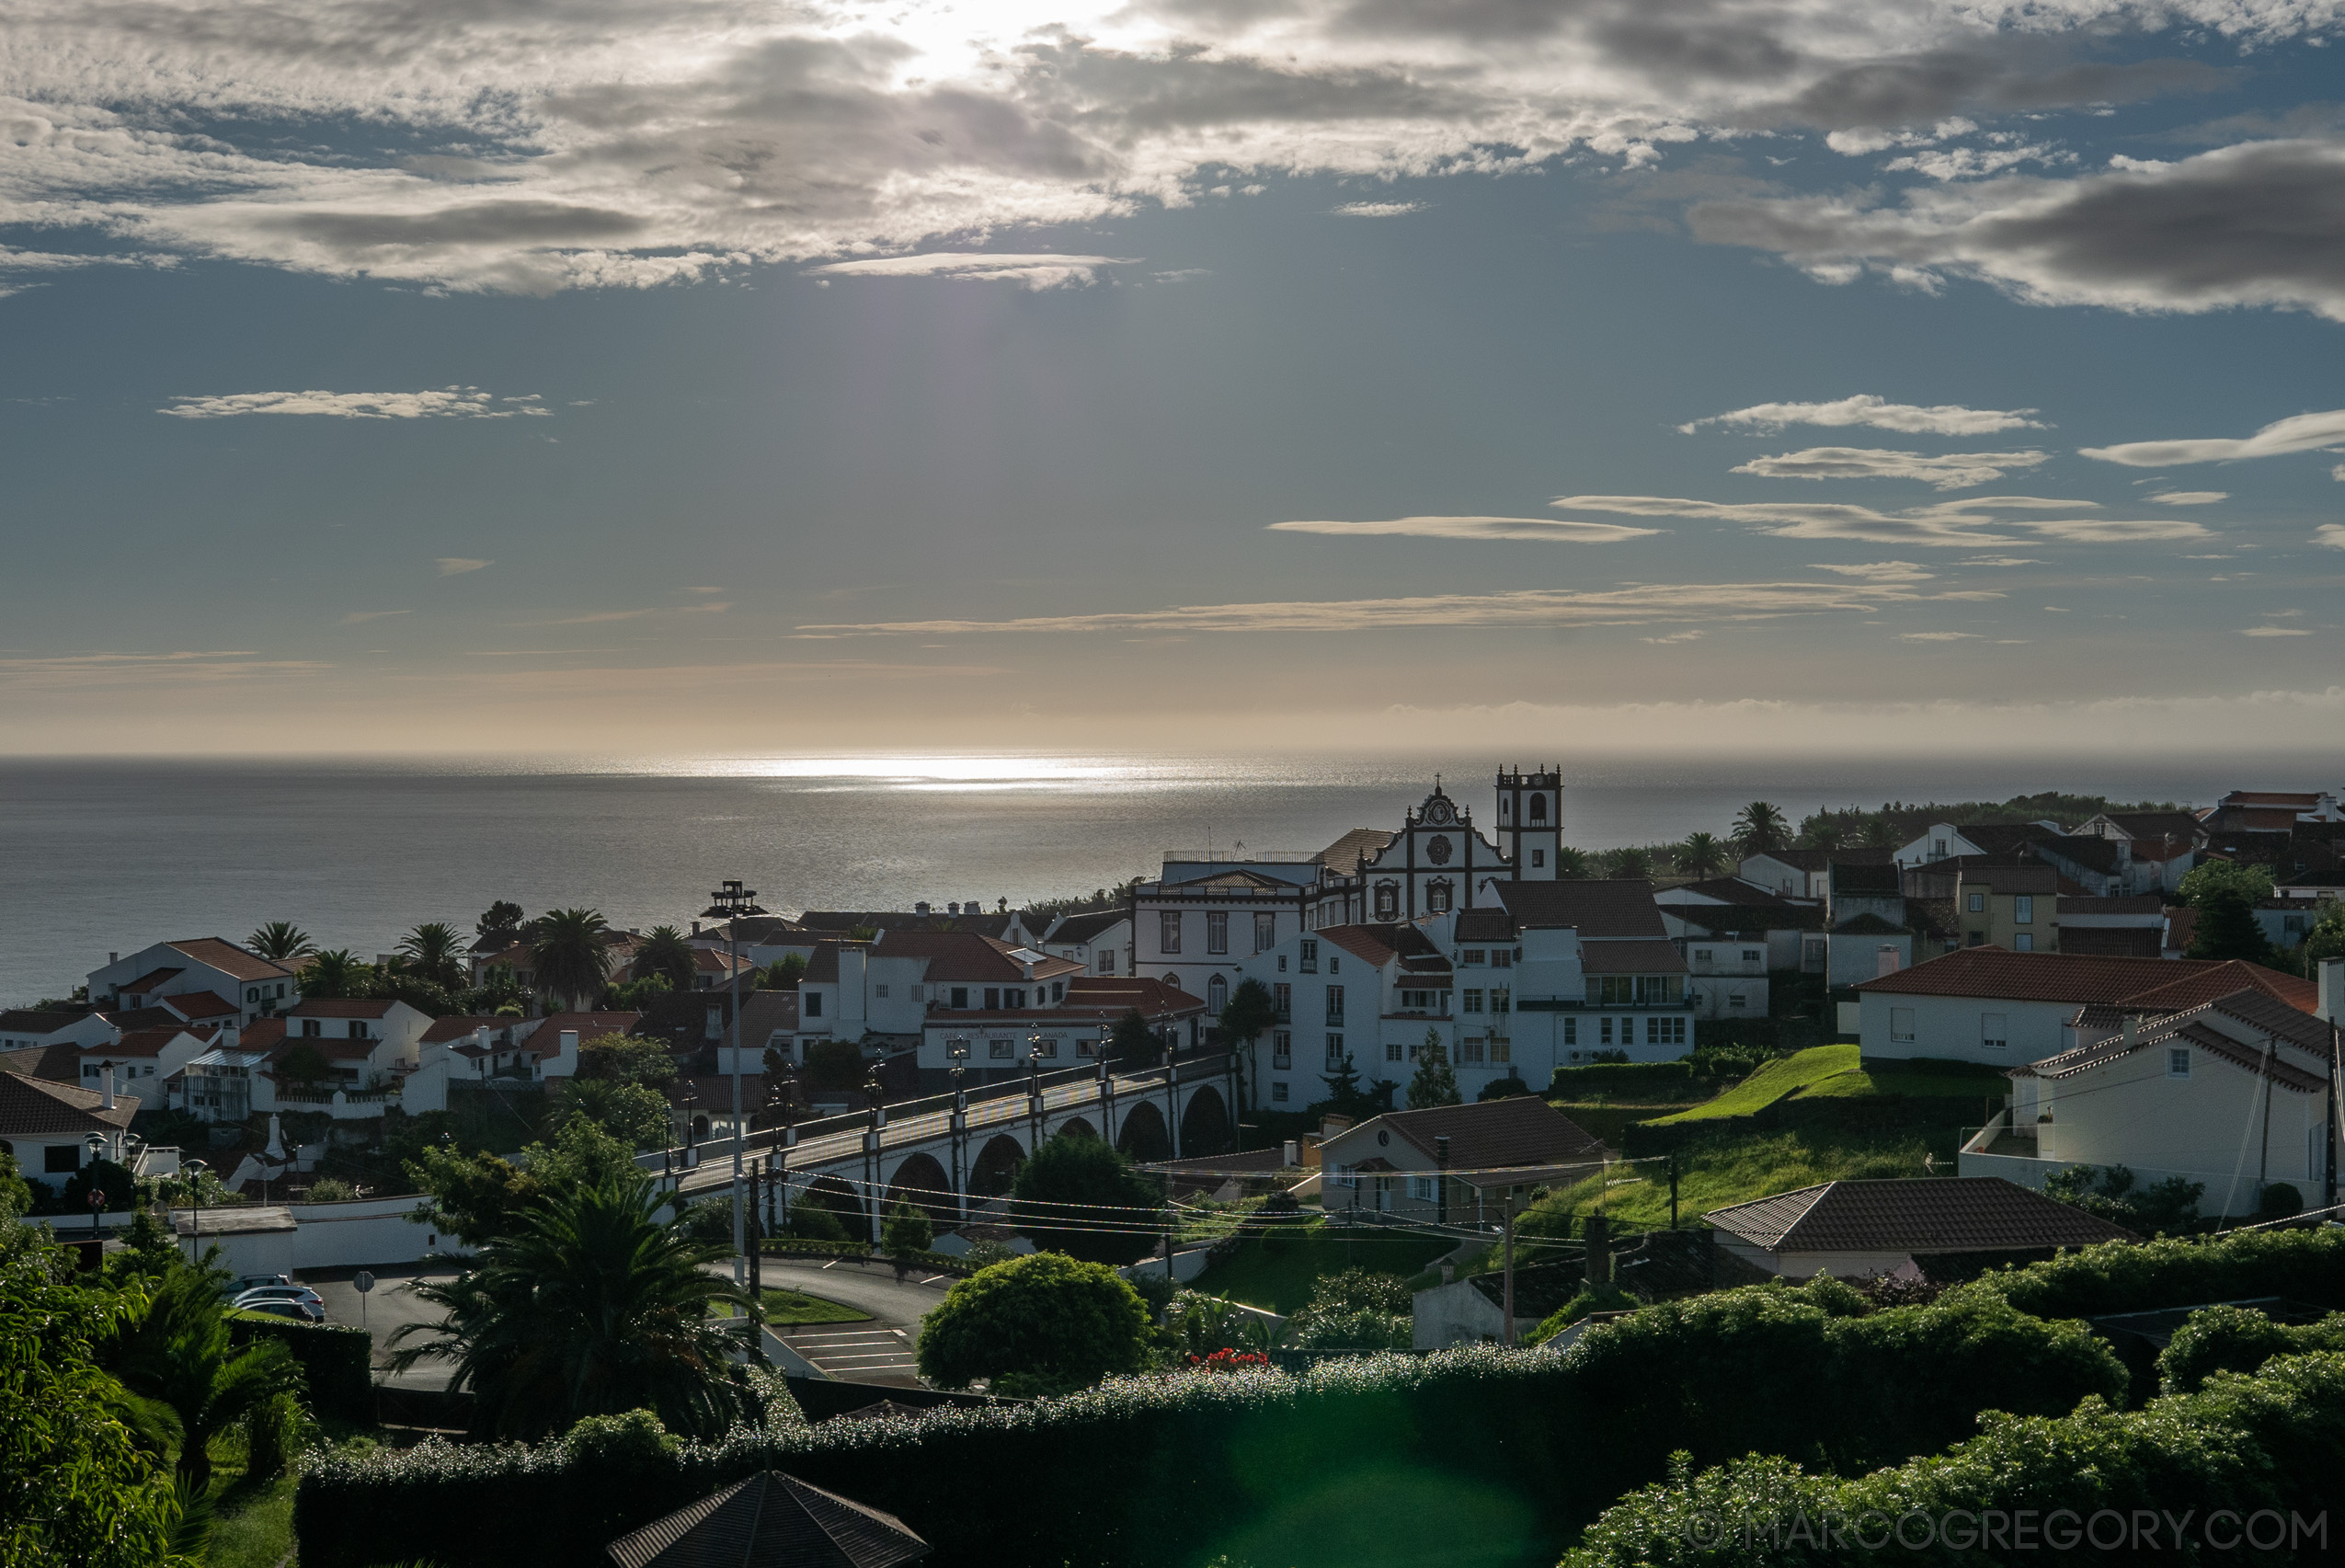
[353,1270,376,1293]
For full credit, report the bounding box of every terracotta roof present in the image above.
[120,967,184,993]
[2059,895,2165,916]
[1342,1096,1605,1172]
[161,991,238,1020]
[0,1069,139,1134]
[418,1015,523,1046]
[1662,877,1800,908]
[2019,990,2330,1092]
[1705,1177,2134,1254]
[1673,904,1825,933]
[99,1025,216,1058]
[721,990,801,1050]
[690,946,759,974]
[1579,938,1688,975]
[98,1007,177,1032]
[1319,925,1396,967]
[605,1471,930,1568]
[1318,827,1397,871]
[1493,880,1668,940]
[2056,927,2163,958]
[1161,868,1295,891]
[1857,948,2316,1013]
[524,1012,644,1046]
[238,1017,286,1053]
[165,938,294,983]
[0,1009,96,1036]
[1062,976,1203,1015]
[1451,909,1517,943]
[2223,791,2329,807]
[284,998,398,1019]
[804,931,1081,986]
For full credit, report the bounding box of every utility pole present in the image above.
[702,878,765,1288]
[2323,958,2341,1216]
[1668,1150,1679,1231]
[1501,1183,1521,1347]
[2257,1034,2276,1212]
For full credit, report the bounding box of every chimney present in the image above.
[2320,958,2344,1026]
[109,951,119,965]
[1435,1134,1449,1168]
[2122,1013,2137,1049]
[1282,1139,1298,1167]
[474,1025,490,1054]
[102,1066,115,1110]
[1876,944,1902,978]
[691,921,700,936]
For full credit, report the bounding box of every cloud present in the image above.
[1267,515,1659,542]
[1809,561,1933,580]
[2241,626,2312,636]
[524,601,733,625]
[1640,629,1704,644]
[434,557,493,576]
[1962,556,2045,567]
[161,388,550,419]
[1690,139,2345,321]
[1332,201,1424,216]
[2315,525,2345,551]
[2078,408,2345,467]
[806,253,1138,290]
[801,580,1884,635]
[1729,446,2050,489]
[0,650,330,692]
[2145,491,2227,505]
[338,610,412,624]
[1681,395,2045,436]
[1548,493,2210,545]
[1899,630,1981,640]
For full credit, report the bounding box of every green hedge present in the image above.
[295,1283,2122,1568]
[1955,1225,2345,1322]
[2158,1304,2345,1395]
[1566,1352,2345,1566]
[230,1314,374,1422]
[1545,1060,1707,1098]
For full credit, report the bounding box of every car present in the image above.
[233,1296,325,1323]
[234,1283,326,1308]
[223,1272,293,1298]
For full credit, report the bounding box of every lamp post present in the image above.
[1162,1024,1180,1162]
[864,1063,887,1244]
[180,1158,209,1264]
[767,1062,796,1234]
[946,1037,969,1224]
[84,1134,105,1240]
[1025,1032,1046,1152]
[702,878,766,1288]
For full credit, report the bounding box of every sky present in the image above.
[3,0,2344,759]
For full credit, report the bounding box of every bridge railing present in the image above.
[637,1050,1235,1171]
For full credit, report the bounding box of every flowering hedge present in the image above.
[1952,1225,2345,1322]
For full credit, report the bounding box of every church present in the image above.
[1311,767,1565,925]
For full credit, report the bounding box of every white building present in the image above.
[1131,859,1333,1008]
[2,1068,140,1190]
[796,930,1084,1063]
[1036,910,1130,977]
[1321,1096,1604,1221]
[1232,922,1460,1109]
[915,975,1205,1084]
[280,997,432,1070]
[1961,980,2340,1218]
[0,1008,123,1056]
[1857,948,2319,1066]
[80,1024,223,1093]
[86,937,300,1027]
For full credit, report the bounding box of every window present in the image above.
[1967,892,1985,912]
[1077,1036,1097,1057]
[2014,895,2034,923]
[1324,1033,1345,1065]
[1274,982,1292,1021]
[302,1018,323,1037]
[1207,911,1229,956]
[1932,838,1948,858]
[984,987,1001,1010]
[1426,881,1453,913]
[1742,950,1762,964]
[1329,956,1340,974]
[1005,988,1026,1009]
[1728,989,1747,1010]
[1254,911,1275,953]
[1562,1017,1577,1046]
[1599,1016,1614,1046]
[2168,1047,2191,1079]
[1374,883,1401,920]
[1967,931,1987,948]
[1461,948,1484,967]
[1160,912,1183,954]
[1277,954,1288,973]
[1982,1013,2008,1051]
[949,987,968,1009]
[1891,1007,1916,1045]
[347,1021,367,1039]
[1492,987,1510,1014]
[1386,1040,1403,1062]
[874,983,889,999]
[1694,948,1712,966]
[1299,940,1319,975]
[989,1038,1012,1059]
[1401,989,1437,1011]
[1096,949,1115,975]
[1051,981,1064,1001]
[804,993,823,1019]
[1207,975,1229,1012]
[45,1145,81,1173]
[1460,1036,1484,1064]
[1462,989,1484,1013]
[2014,933,2034,953]
[1272,1082,1289,1103]
[1036,1037,1059,1058]
[1532,849,1546,868]
[909,984,923,1002]
[1645,1016,1686,1047]
[1411,1176,1436,1203]
[1592,976,1635,1005]
[1324,986,1345,1024]
[1273,1031,1292,1069]
[1492,949,1512,968]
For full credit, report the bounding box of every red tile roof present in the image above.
[1346,1096,1605,1171]
[166,937,295,983]
[1857,947,2316,1013]
[1493,880,1668,940]
[161,991,238,1020]
[524,1012,643,1046]
[0,1070,139,1134]
[97,1024,218,1058]
[121,967,185,993]
[419,1015,524,1045]
[1706,1177,2134,1253]
[1580,938,1689,975]
[2019,990,2329,1092]
[283,998,396,1019]
[804,931,1081,986]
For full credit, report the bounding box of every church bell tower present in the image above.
[1494,765,1562,880]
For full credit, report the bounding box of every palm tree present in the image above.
[1608,845,1653,879]
[385,1173,756,1441]
[115,1271,305,1490]
[298,949,371,1000]
[531,908,612,1011]
[1553,847,1592,878]
[397,922,467,989]
[1732,801,1790,854]
[1677,831,1725,878]
[246,921,314,963]
[632,925,696,992]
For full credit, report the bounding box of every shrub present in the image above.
[2159,1304,2345,1394]
[883,1201,933,1256]
[243,1391,317,1481]
[1524,1282,1636,1345]
[229,1316,374,1423]
[1010,1132,1164,1267]
[1956,1226,2345,1322]
[784,1199,849,1242]
[914,1252,1151,1391]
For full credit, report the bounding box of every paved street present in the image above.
[301,1261,469,1390]
[759,1256,953,1388]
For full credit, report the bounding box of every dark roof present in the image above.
[2059,895,2165,916]
[1318,827,1396,871]
[1744,846,1893,872]
[2056,926,2164,958]
[0,1069,139,1134]
[1450,909,1517,943]
[1046,910,1126,944]
[1319,922,1449,972]
[1579,938,1687,975]
[2033,835,2124,875]
[605,1471,930,1568]
[1955,864,2059,895]
[0,1009,94,1036]
[1493,880,1667,940]
[1706,1177,2134,1254]
[1858,948,2317,1013]
[161,991,238,1019]
[121,967,184,992]
[526,1011,645,1046]
[1467,1261,1584,1321]
[1829,862,1903,896]
[418,1015,524,1046]
[283,998,396,1019]
[1830,912,1909,936]
[723,990,802,1050]
[105,1025,216,1058]
[1664,877,1799,908]
[2095,811,2205,841]
[0,1043,80,1083]
[2018,990,2329,1092]
[804,931,1078,986]
[1958,823,2065,855]
[1344,1096,1605,1172]
[1674,904,1825,933]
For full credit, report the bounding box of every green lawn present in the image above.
[1644,1045,1860,1124]
[1521,1125,1948,1236]
[204,1470,298,1568]
[759,1288,870,1325]
[1189,1228,1455,1313]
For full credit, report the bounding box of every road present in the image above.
[301,1261,471,1389]
[758,1256,954,1387]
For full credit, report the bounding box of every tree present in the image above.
[2187,890,2275,965]
[632,925,696,992]
[2179,859,2276,908]
[884,1200,933,1259]
[1407,1029,1460,1108]
[1553,847,1592,878]
[1607,846,1653,879]
[396,922,467,989]
[386,1173,756,1441]
[576,1032,676,1086]
[2304,901,2345,965]
[531,908,612,1011]
[1107,1009,1160,1066]
[1798,815,1847,851]
[1010,1131,1164,1266]
[2042,1162,2204,1235]
[246,921,314,963]
[115,1268,305,1490]
[1317,1053,1382,1121]
[404,1147,543,1248]
[913,1251,1150,1392]
[275,1043,333,1087]
[60,1157,137,1219]
[475,900,525,943]
[1732,802,1790,854]
[549,1077,673,1151]
[1216,979,1279,1110]
[601,973,673,1012]
[0,1242,185,1567]
[463,963,525,1014]
[761,953,807,990]
[297,949,371,1001]
[1676,832,1725,878]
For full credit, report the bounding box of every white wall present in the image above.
[284,1194,478,1271]
[1859,990,2076,1064]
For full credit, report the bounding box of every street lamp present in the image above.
[766,1062,797,1237]
[702,878,767,1288]
[180,1158,209,1263]
[945,1038,969,1222]
[84,1134,105,1240]
[1025,1032,1047,1150]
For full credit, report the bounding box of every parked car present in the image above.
[232,1290,325,1322]
[235,1284,326,1310]
[223,1272,293,1298]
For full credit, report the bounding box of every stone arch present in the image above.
[1115,1098,1172,1162]
[883,1151,955,1227]
[1179,1082,1231,1157]
[968,1133,1026,1197]
[793,1173,866,1233]
[1056,1115,1099,1141]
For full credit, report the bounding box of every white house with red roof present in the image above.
[915,974,1206,1086]
[86,938,299,1026]
[0,1008,121,1056]
[1962,967,2343,1214]
[280,996,432,1069]
[797,930,1086,1062]
[79,1024,223,1094]
[1,1068,141,1190]
[1857,947,2319,1066]
[1232,921,1464,1108]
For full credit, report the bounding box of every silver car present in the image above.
[232,1288,326,1322]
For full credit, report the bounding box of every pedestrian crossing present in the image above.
[782,1322,921,1385]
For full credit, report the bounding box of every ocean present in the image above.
[5,750,2339,1002]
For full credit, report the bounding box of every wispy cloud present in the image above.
[522,601,734,626]
[2241,626,2312,636]
[161,387,550,419]
[435,557,494,576]
[807,254,1137,290]
[802,581,1883,635]
[2080,409,2345,467]
[2145,491,2227,505]
[2316,525,2345,551]
[1548,494,2209,546]
[338,609,413,624]
[1809,561,1934,580]
[1332,201,1424,217]
[1267,516,1658,542]
[0,650,329,691]
[1730,446,2050,489]
[1680,395,2045,437]
[1900,631,1982,641]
